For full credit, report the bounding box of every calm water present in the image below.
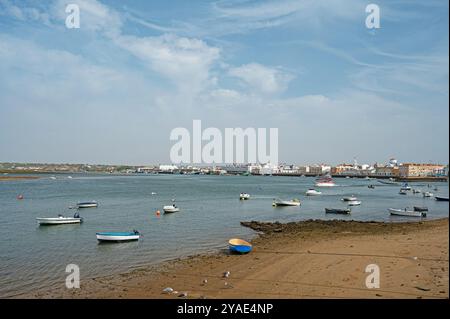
[0,174,448,297]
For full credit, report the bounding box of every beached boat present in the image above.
[413,206,428,212]
[389,208,426,217]
[37,213,83,225]
[315,175,336,187]
[423,192,433,198]
[163,204,180,213]
[228,238,252,254]
[272,199,301,207]
[306,189,322,196]
[347,200,361,206]
[435,196,449,201]
[341,196,358,202]
[77,201,98,208]
[325,208,351,215]
[239,193,250,200]
[96,230,141,242]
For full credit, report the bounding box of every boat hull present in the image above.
[273,201,300,207]
[77,202,98,208]
[325,208,351,215]
[96,232,140,242]
[163,206,180,213]
[435,196,449,201]
[315,182,336,187]
[389,209,425,217]
[37,217,82,225]
[228,239,252,254]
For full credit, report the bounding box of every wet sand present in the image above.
[24,218,448,299]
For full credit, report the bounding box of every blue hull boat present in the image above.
[228,238,252,254]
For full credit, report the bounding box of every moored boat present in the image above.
[163,204,180,213]
[77,201,98,208]
[37,213,83,225]
[347,200,361,206]
[423,192,434,198]
[389,208,426,217]
[96,230,140,242]
[228,238,252,254]
[341,196,358,202]
[325,208,351,215]
[435,196,449,201]
[239,193,250,200]
[399,189,407,195]
[306,189,322,196]
[272,199,301,207]
[413,206,428,212]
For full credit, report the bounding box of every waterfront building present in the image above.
[399,163,446,178]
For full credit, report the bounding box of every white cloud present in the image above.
[0,0,51,25]
[228,63,294,95]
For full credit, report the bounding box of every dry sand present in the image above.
[25,218,448,299]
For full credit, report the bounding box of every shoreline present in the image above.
[20,218,449,299]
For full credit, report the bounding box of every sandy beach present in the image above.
[23,218,448,299]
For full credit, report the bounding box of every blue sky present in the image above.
[0,0,448,165]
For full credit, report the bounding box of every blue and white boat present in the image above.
[96,230,140,242]
[228,238,252,254]
[77,201,98,208]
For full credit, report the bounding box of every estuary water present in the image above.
[0,174,448,297]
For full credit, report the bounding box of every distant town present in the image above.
[0,158,448,182]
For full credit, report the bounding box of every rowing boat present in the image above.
[228,238,252,254]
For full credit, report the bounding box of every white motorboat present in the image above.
[347,200,362,206]
[77,201,98,208]
[239,193,250,200]
[315,175,336,187]
[96,230,140,242]
[389,208,426,217]
[37,213,83,225]
[163,204,180,213]
[423,192,434,198]
[306,189,322,196]
[272,199,301,207]
[341,196,358,202]
[399,189,407,195]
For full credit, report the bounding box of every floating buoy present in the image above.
[155,210,161,217]
[17,194,24,200]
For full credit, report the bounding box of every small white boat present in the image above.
[389,208,426,217]
[399,189,407,195]
[77,201,98,208]
[37,213,83,225]
[315,176,336,187]
[341,196,358,202]
[96,230,140,242]
[272,199,301,207]
[163,204,180,213]
[239,193,250,200]
[347,200,361,206]
[306,189,322,196]
[50,176,56,180]
[423,192,434,198]
[67,176,73,179]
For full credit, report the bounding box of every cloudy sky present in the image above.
[0,0,448,165]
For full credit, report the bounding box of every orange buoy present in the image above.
[156,210,161,217]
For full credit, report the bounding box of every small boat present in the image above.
[399,189,407,195]
[163,204,180,213]
[272,199,301,207]
[347,200,361,206]
[412,189,421,194]
[413,206,428,212]
[400,183,411,191]
[325,208,351,215]
[67,176,73,179]
[228,238,252,254]
[315,175,336,187]
[239,193,250,200]
[389,208,426,217]
[378,180,399,185]
[17,194,24,200]
[435,196,449,202]
[306,189,322,196]
[77,201,98,208]
[342,196,358,202]
[96,230,140,242]
[37,213,83,225]
[423,192,433,198]
[368,185,375,189]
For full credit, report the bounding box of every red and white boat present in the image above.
[315,175,336,187]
